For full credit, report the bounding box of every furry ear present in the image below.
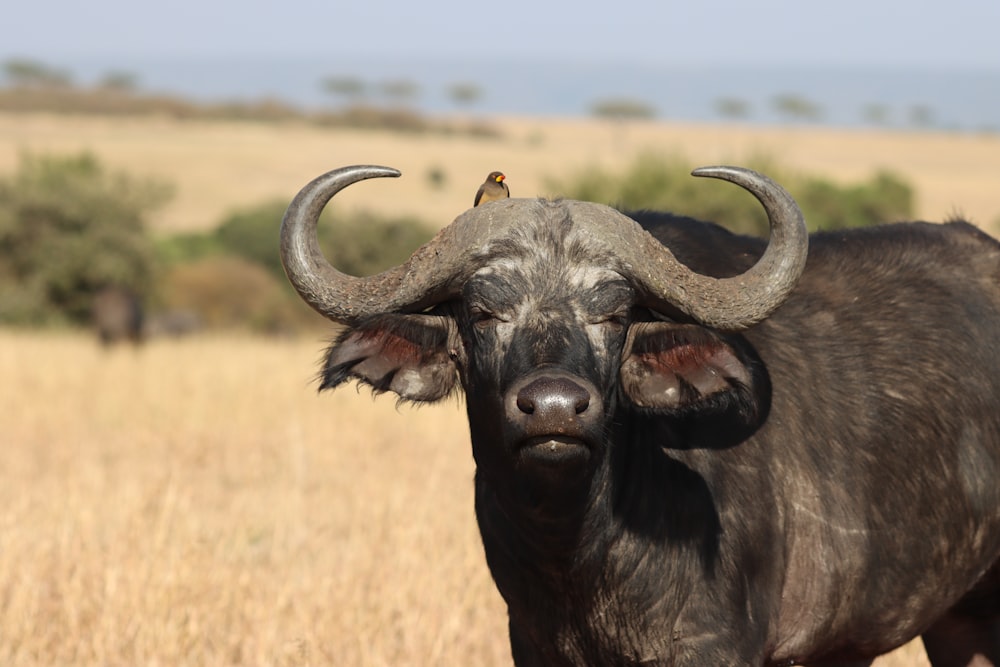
[620,322,753,412]
[321,314,458,402]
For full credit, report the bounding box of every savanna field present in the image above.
[4,110,998,665]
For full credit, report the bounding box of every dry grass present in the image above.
[0,112,997,236]
[0,331,504,666]
[0,330,931,665]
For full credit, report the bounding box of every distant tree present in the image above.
[771,93,823,123]
[715,97,752,121]
[2,58,73,88]
[590,98,657,121]
[447,82,483,110]
[861,103,891,127]
[426,165,447,190]
[379,79,420,108]
[97,70,139,93]
[0,152,172,325]
[321,75,366,107]
[908,104,935,128]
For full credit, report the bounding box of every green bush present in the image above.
[320,209,434,277]
[152,200,435,332]
[0,152,171,324]
[795,170,913,230]
[155,229,224,267]
[545,153,914,236]
[192,199,436,281]
[212,199,290,280]
[160,256,322,334]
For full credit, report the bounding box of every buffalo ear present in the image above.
[321,314,458,402]
[620,322,752,411]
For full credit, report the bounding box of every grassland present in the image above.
[0,331,930,666]
[0,112,997,236]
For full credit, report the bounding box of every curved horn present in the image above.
[583,166,808,330]
[280,165,474,324]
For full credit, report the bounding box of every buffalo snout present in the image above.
[504,371,603,466]
[516,376,592,420]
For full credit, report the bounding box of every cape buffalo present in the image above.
[280,165,1000,666]
[91,285,144,346]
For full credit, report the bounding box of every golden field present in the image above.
[1,331,930,666]
[0,112,998,236]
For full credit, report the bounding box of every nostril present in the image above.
[516,377,594,420]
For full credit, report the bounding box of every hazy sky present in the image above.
[6,0,999,68]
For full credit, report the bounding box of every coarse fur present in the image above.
[320,203,1000,666]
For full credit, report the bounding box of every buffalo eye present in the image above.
[583,281,633,328]
[468,304,504,328]
[469,304,492,321]
[588,311,629,331]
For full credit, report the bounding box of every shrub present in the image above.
[0,152,171,324]
[545,153,913,236]
[206,200,435,281]
[154,201,435,332]
[212,199,290,280]
[320,209,433,277]
[160,256,322,334]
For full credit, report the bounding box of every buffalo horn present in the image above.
[281,165,486,324]
[616,166,809,329]
[280,164,808,330]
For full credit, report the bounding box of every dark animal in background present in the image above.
[281,165,1000,666]
[91,285,144,346]
[474,170,509,206]
[145,309,204,339]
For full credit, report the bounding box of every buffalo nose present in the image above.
[504,376,604,441]
[517,377,591,417]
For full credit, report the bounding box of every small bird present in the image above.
[474,171,510,207]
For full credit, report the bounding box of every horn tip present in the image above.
[363,165,402,178]
[691,165,745,179]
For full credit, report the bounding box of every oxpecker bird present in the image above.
[474,171,509,207]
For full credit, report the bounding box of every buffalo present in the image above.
[280,165,1000,666]
[91,285,144,346]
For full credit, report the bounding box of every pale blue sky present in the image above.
[5,0,999,68]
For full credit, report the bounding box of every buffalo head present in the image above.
[280,166,807,484]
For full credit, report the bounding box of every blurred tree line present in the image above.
[546,152,913,237]
[0,151,917,334]
[3,57,962,131]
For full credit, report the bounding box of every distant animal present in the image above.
[145,309,203,338]
[91,285,144,346]
[474,170,509,206]
[280,164,1000,666]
